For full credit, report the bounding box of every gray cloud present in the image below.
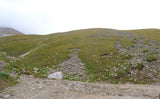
[0,0,160,34]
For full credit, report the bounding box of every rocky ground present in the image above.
[0,75,160,99]
[114,31,160,82]
[59,49,86,80]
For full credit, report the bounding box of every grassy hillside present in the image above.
[125,29,160,41]
[1,28,160,90]
[0,35,47,57]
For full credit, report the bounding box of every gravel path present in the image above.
[0,75,160,99]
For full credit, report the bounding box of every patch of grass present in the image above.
[146,55,157,62]
[143,40,150,45]
[88,79,96,83]
[152,52,158,55]
[142,49,149,53]
[52,65,61,70]
[136,63,144,70]
[63,75,80,81]
[120,53,132,60]
[130,44,135,48]
[0,71,17,92]
[111,81,119,84]
[0,71,9,80]
[132,40,136,44]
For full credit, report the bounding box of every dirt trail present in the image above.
[0,75,160,99]
[20,44,46,58]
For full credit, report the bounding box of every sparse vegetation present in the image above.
[136,63,144,70]
[63,74,80,81]
[0,71,9,80]
[1,28,160,91]
[146,55,157,62]
[0,71,17,91]
[152,52,158,55]
[120,53,132,60]
[142,49,149,53]
[111,81,119,84]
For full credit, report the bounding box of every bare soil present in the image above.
[0,75,160,99]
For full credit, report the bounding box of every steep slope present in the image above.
[1,28,160,91]
[0,27,23,37]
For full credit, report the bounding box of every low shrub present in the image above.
[0,71,9,80]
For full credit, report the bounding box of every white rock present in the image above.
[48,72,63,79]
[4,94,10,98]
[34,68,38,71]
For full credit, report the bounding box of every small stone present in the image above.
[4,94,10,98]
[48,72,63,79]
[34,68,38,71]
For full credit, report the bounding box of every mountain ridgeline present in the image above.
[0,27,23,37]
[1,28,160,88]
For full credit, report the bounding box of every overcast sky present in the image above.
[0,0,160,34]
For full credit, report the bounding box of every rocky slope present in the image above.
[0,27,23,37]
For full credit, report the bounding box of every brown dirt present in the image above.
[0,75,160,99]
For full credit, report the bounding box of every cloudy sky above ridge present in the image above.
[0,0,160,34]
